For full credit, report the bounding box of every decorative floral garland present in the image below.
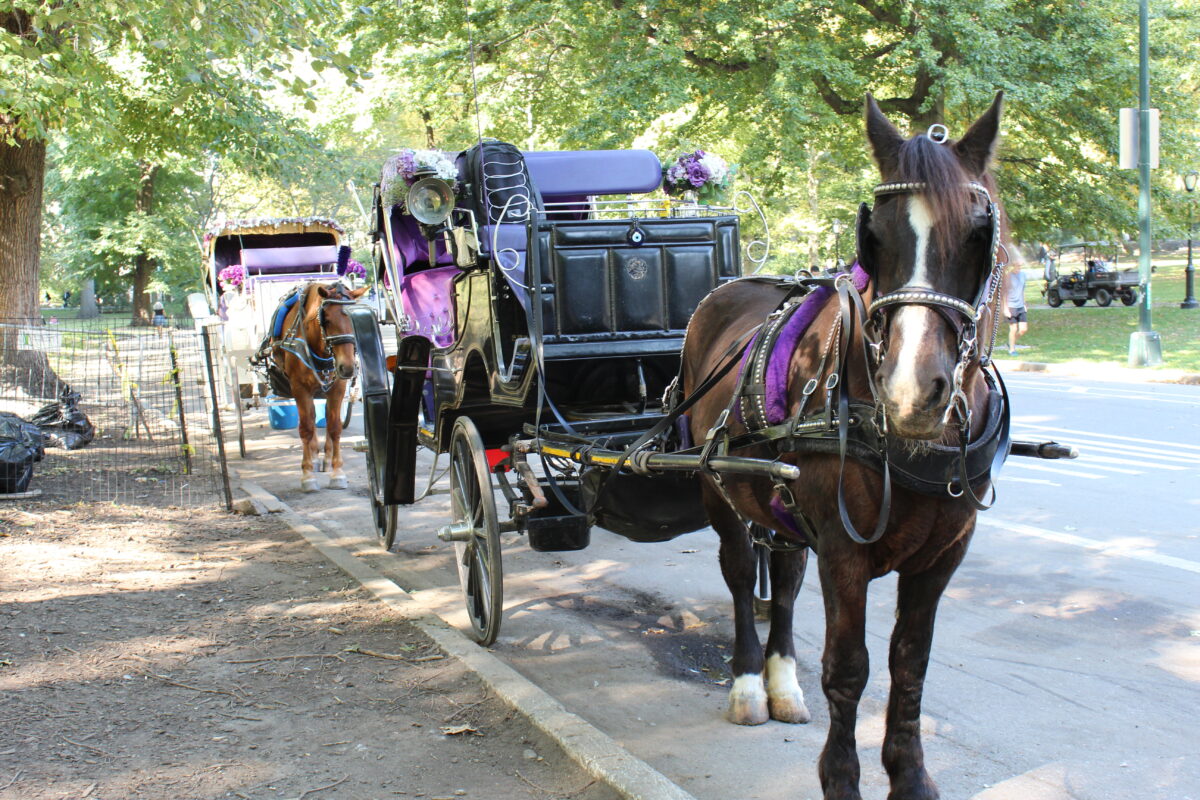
[662,150,735,203]
[380,149,460,210]
[206,216,346,237]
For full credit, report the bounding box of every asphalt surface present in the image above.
[237,368,1200,800]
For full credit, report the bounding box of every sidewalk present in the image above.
[993,354,1200,385]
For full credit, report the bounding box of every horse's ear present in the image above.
[350,286,369,299]
[855,202,877,276]
[954,91,1004,176]
[316,285,333,299]
[865,93,904,177]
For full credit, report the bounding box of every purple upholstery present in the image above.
[389,212,457,269]
[523,150,662,198]
[242,245,341,273]
[401,266,459,348]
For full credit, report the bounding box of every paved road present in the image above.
[238,371,1200,800]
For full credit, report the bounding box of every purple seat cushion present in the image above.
[242,245,341,274]
[401,266,459,348]
[523,150,662,198]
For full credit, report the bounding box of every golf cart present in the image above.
[1043,241,1140,308]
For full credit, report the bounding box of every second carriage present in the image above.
[349,141,791,644]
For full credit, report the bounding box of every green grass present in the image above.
[1017,256,1200,372]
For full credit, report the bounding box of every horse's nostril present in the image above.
[927,376,949,409]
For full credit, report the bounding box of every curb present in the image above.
[238,479,698,800]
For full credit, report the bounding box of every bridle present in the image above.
[859,180,1007,424]
[314,283,359,356]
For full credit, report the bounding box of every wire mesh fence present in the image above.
[0,318,232,508]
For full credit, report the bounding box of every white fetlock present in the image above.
[300,475,320,493]
[766,654,810,724]
[727,673,769,726]
[327,473,348,490]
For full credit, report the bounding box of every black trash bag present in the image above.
[0,412,46,461]
[31,389,95,450]
[0,437,36,493]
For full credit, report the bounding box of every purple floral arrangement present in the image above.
[218,264,245,290]
[341,259,366,279]
[662,150,735,202]
[381,149,459,209]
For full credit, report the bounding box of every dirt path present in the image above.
[0,501,619,800]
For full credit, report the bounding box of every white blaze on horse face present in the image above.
[906,195,935,288]
[882,195,943,416]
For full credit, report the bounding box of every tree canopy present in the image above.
[6,0,1200,311]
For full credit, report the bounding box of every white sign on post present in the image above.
[1119,108,1160,169]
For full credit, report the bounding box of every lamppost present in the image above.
[1183,170,1198,309]
[832,218,845,268]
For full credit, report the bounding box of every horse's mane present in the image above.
[893,135,976,258]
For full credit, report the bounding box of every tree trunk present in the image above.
[130,162,160,325]
[0,130,45,324]
[79,278,99,319]
[0,129,66,398]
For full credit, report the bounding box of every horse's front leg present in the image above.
[818,550,870,800]
[764,545,811,723]
[323,380,348,489]
[295,390,320,493]
[702,486,768,725]
[882,541,967,800]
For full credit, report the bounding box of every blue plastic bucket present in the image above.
[268,400,299,430]
[267,399,326,430]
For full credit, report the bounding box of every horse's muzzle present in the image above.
[336,363,355,380]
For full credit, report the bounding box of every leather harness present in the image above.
[639,180,1012,550]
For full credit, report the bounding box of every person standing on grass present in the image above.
[152,301,168,337]
[1004,261,1028,356]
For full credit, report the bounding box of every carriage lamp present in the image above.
[407,177,456,227]
[1183,171,1198,309]
[407,176,457,266]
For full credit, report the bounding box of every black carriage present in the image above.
[349,142,789,644]
[1043,241,1140,307]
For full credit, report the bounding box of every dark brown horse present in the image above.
[269,281,366,492]
[682,94,1007,799]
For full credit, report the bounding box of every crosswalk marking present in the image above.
[977,517,1200,575]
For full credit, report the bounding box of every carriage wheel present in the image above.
[365,435,399,549]
[1094,288,1113,307]
[448,416,503,646]
[342,383,356,428]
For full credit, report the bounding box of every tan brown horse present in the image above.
[682,94,1007,800]
[269,281,367,492]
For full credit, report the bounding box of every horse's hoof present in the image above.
[327,475,348,490]
[301,478,320,493]
[727,674,769,726]
[768,693,811,724]
[766,654,810,723]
